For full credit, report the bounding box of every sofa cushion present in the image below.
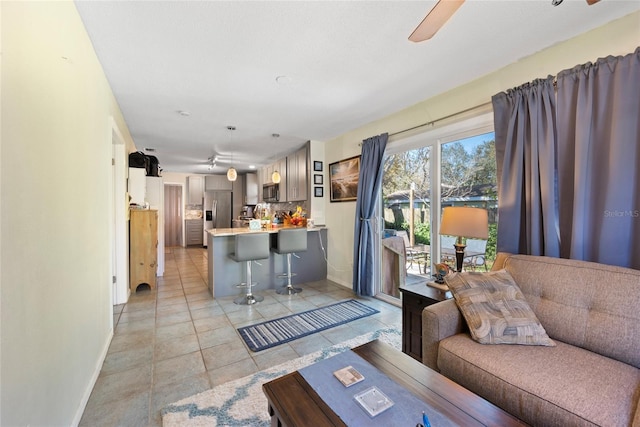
[445,270,554,346]
[438,334,640,427]
[493,253,640,369]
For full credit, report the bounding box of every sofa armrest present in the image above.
[422,299,464,371]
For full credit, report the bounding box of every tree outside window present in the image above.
[382,132,498,269]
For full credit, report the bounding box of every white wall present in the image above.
[324,11,640,288]
[1,1,135,425]
[308,140,326,226]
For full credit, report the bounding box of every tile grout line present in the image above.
[147,247,165,426]
[185,248,215,391]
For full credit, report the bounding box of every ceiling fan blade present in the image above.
[409,0,465,43]
[586,0,601,4]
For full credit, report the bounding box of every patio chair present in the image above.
[440,235,457,267]
[463,238,488,271]
[397,230,428,273]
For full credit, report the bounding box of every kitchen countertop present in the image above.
[208,225,325,237]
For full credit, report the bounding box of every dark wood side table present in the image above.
[399,283,450,361]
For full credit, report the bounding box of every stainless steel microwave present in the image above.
[263,183,279,202]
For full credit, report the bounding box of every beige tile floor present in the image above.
[79,247,402,426]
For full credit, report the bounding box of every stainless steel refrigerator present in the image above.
[203,190,232,246]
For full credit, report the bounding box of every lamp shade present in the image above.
[272,170,281,184]
[440,207,488,239]
[226,167,237,181]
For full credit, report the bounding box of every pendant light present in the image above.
[226,126,237,182]
[226,166,237,181]
[271,133,281,184]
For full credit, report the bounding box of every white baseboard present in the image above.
[327,274,352,289]
[71,328,113,427]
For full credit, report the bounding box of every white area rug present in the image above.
[162,327,401,426]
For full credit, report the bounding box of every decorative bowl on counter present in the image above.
[289,217,306,227]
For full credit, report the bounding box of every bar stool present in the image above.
[230,232,270,305]
[273,228,308,295]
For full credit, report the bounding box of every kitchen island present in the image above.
[206,226,328,297]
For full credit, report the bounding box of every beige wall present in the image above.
[323,11,640,288]
[1,1,135,425]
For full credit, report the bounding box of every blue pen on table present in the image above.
[422,411,431,427]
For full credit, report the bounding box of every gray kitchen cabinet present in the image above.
[245,172,258,205]
[187,176,204,205]
[205,174,233,191]
[185,219,203,246]
[232,174,244,219]
[263,164,274,185]
[274,157,287,202]
[287,146,308,201]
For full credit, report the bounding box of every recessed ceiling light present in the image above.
[249,165,256,169]
[275,75,291,85]
[177,110,191,116]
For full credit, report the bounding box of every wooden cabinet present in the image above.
[185,219,203,246]
[205,174,233,191]
[287,146,308,201]
[398,284,449,361]
[187,176,204,205]
[130,210,158,292]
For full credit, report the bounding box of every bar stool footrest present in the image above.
[235,282,259,289]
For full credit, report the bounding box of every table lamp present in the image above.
[439,206,489,272]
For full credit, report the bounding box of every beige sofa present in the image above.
[422,253,640,427]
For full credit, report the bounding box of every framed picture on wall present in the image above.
[313,161,323,172]
[314,187,323,197]
[314,174,323,185]
[329,155,360,202]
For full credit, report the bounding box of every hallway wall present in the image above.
[1,1,135,424]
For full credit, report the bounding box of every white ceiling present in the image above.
[75,0,640,175]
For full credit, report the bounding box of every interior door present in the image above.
[164,185,182,247]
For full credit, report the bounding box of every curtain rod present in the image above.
[388,101,493,138]
[357,100,493,146]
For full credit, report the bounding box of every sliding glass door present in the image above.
[379,146,433,298]
[374,115,497,300]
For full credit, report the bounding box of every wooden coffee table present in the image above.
[263,339,527,426]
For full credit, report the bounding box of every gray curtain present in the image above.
[353,133,388,296]
[556,48,640,269]
[492,76,561,257]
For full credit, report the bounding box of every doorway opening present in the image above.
[164,184,183,247]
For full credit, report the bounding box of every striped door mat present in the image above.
[237,299,379,352]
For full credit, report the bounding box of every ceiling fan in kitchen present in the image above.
[408,0,602,43]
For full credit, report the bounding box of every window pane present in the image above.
[440,131,497,270]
